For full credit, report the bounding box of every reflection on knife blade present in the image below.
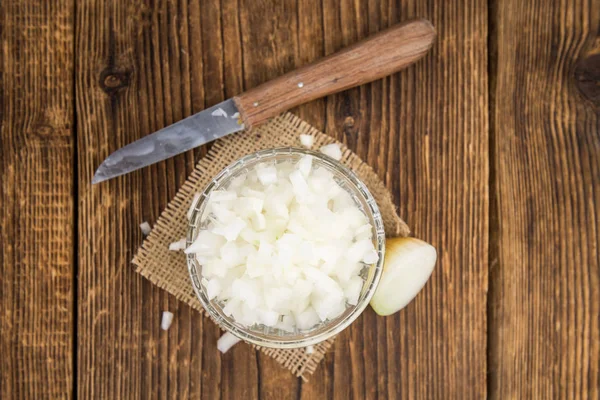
[92,99,243,184]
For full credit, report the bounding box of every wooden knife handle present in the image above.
[233,19,435,128]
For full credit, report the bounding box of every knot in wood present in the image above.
[575,53,600,106]
[36,125,54,138]
[100,68,131,94]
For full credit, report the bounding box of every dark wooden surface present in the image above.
[0,0,75,398]
[0,0,598,399]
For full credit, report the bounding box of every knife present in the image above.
[93,19,435,184]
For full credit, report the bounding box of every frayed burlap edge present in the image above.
[132,112,409,381]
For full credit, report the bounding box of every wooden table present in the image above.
[1,0,598,398]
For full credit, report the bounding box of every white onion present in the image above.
[370,238,437,316]
[297,155,313,178]
[185,230,225,254]
[161,311,174,330]
[169,238,187,251]
[217,332,241,353]
[299,134,314,148]
[139,222,152,235]
[186,156,377,331]
[319,143,342,161]
[256,165,278,185]
[344,276,363,305]
[206,278,222,300]
[306,345,315,354]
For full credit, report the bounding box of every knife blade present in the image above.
[93,19,436,183]
[92,99,242,184]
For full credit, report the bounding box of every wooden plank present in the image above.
[76,0,201,398]
[489,0,600,398]
[237,1,305,398]
[76,0,259,398]
[299,0,490,398]
[0,1,75,398]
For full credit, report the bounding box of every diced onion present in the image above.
[319,143,342,161]
[299,134,314,148]
[169,238,187,251]
[161,311,174,330]
[217,332,241,353]
[256,165,278,185]
[186,155,377,331]
[139,222,152,235]
[306,345,314,354]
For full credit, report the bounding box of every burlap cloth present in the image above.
[132,112,410,380]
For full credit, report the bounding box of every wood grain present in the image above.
[4,0,597,397]
[488,0,600,398]
[0,0,75,398]
[75,0,489,398]
[234,19,435,128]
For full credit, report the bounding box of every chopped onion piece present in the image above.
[299,134,314,148]
[306,345,315,354]
[217,332,241,353]
[210,190,237,203]
[319,143,342,161]
[289,170,310,202]
[355,223,373,240]
[257,309,279,326]
[169,238,187,251]
[212,217,246,241]
[363,249,379,264]
[250,213,267,230]
[297,155,313,177]
[139,222,152,235]
[206,279,222,300]
[348,239,375,263]
[256,165,278,185]
[185,230,225,254]
[161,311,174,330]
[296,307,320,330]
[344,276,363,305]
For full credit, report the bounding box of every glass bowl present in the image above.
[187,147,385,349]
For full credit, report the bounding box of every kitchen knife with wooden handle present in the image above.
[93,19,435,183]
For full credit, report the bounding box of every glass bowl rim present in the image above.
[186,146,385,349]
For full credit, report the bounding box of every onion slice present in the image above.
[370,237,437,316]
